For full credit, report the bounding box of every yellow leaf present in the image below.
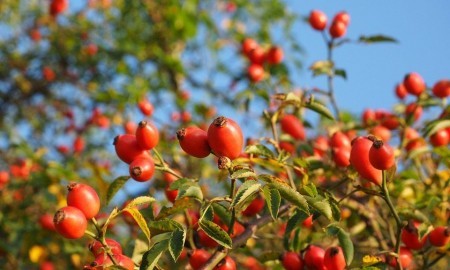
[362,255,382,266]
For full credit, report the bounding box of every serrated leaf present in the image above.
[262,186,281,220]
[259,174,309,214]
[198,219,232,249]
[212,203,232,225]
[358,35,398,44]
[169,229,186,261]
[302,183,318,197]
[244,144,275,159]
[231,180,261,209]
[156,198,196,220]
[148,219,183,232]
[176,185,203,201]
[139,239,169,270]
[305,196,333,221]
[168,178,192,190]
[125,196,156,210]
[423,119,450,138]
[283,210,309,250]
[304,100,335,121]
[106,176,130,205]
[123,208,151,245]
[230,168,257,179]
[327,224,354,266]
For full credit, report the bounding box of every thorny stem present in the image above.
[380,170,403,270]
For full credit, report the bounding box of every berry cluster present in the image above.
[240,38,284,82]
[309,10,350,39]
[282,245,346,270]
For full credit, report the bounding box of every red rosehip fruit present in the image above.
[177,126,211,158]
[53,206,87,239]
[403,72,426,96]
[67,182,100,219]
[309,10,327,31]
[135,120,159,150]
[207,116,244,160]
[129,157,155,182]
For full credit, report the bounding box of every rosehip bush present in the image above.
[0,2,449,270]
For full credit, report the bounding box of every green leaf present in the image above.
[148,219,183,232]
[198,219,232,249]
[304,99,335,121]
[358,35,398,44]
[139,239,169,270]
[169,229,186,261]
[168,178,192,190]
[334,69,347,80]
[200,203,214,221]
[123,208,151,245]
[231,180,261,209]
[212,203,232,225]
[302,183,318,197]
[156,198,196,220]
[176,185,203,201]
[244,144,275,159]
[327,224,354,266]
[259,174,309,214]
[106,176,130,205]
[283,210,309,250]
[262,186,281,219]
[423,119,450,138]
[305,196,333,221]
[124,196,156,209]
[102,208,119,236]
[230,168,257,179]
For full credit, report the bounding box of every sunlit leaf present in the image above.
[123,208,151,245]
[106,176,130,205]
[169,229,186,261]
[139,239,169,270]
[231,180,261,209]
[198,219,232,249]
[262,185,281,219]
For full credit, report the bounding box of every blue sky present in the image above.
[286,0,450,113]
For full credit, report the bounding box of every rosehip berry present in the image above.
[89,238,123,257]
[380,114,400,130]
[362,109,376,126]
[428,226,450,247]
[279,141,295,155]
[329,131,351,149]
[39,213,56,231]
[404,72,426,96]
[138,98,154,116]
[369,125,391,143]
[432,79,450,98]
[266,46,284,65]
[329,21,347,38]
[135,120,159,150]
[405,102,423,122]
[242,256,265,270]
[388,247,413,269]
[247,64,265,83]
[350,136,382,185]
[302,214,313,228]
[304,245,326,270]
[405,138,427,153]
[333,147,350,167]
[129,157,155,182]
[242,38,259,57]
[309,10,327,31]
[242,195,265,217]
[429,129,449,147]
[207,116,244,160]
[123,121,137,134]
[67,182,100,219]
[333,11,349,25]
[281,251,303,270]
[165,184,178,203]
[324,246,346,270]
[401,221,428,250]
[280,114,306,141]
[177,126,211,158]
[113,134,149,164]
[49,0,68,16]
[189,249,211,270]
[369,139,395,170]
[216,256,237,270]
[53,206,87,239]
[73,136,85,154]
[395,83,408,99]
[248,46,266,65]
